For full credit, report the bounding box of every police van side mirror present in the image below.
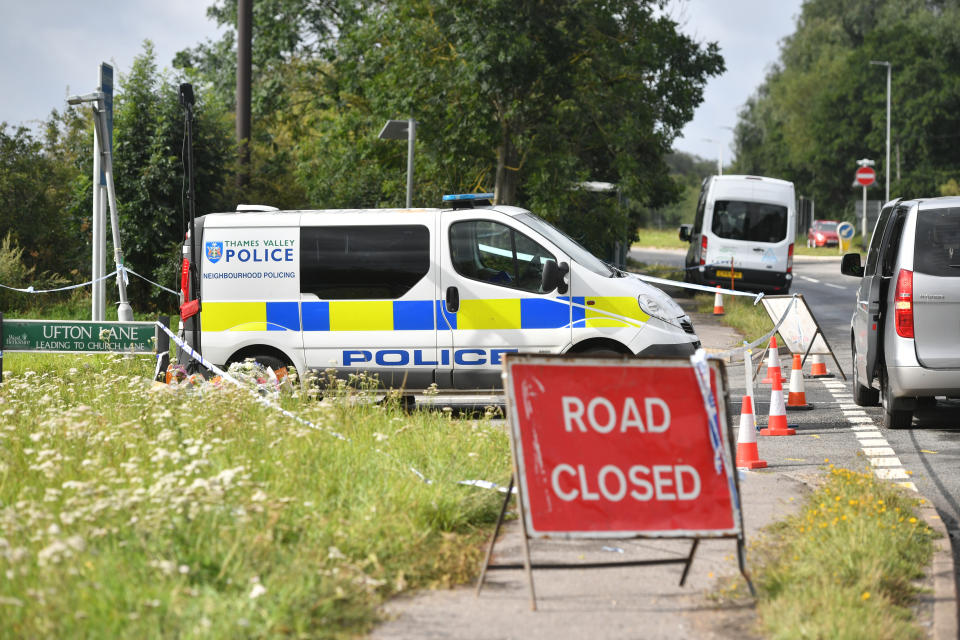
[840,253,864,277]
[542,260,569,294]
[678,224,693,242]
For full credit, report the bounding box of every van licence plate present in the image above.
[716,270,743,279]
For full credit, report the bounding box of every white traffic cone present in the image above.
[736,395,767,469]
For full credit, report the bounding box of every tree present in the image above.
[732,0,960,220]
[312,0,724,258]
[109,42,235,310]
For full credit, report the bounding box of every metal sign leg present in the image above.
[476,476,514,598]
[737,535,756,597]
[678,538,700,586]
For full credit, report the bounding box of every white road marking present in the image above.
[824,282,846,290]
[859,439,890,447]
[839,404,863,410]
[855,431,884,440]
[852,425,880,431]
[846,416,874,424]
[870,457,904,468]
[896,481,918,492]
[875,468,911,480]
[863,447,896,456]
[800,276,821,283]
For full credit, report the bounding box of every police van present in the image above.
[179,194,700,390]
[679,175,796,293]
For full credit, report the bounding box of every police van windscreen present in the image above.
[711,201,788,243]
[914,207,960,277]
[515,212,614,277]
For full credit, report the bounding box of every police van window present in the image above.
[711,200,787,243]
[300,225,429,299]
[450,220,556,293]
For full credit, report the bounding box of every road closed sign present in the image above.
[503,355,741,539]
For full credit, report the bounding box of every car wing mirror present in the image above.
[840,252,864,277]
[678,224,693,242]
[541,260,569,294]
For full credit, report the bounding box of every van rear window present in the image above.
[711,201,787,243]
[301,225,430,299]
[914,207,960,277]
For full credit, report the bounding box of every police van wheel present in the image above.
[581,347,623,357]
[229,354,287,373]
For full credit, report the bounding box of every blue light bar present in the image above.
[442,193,494,202]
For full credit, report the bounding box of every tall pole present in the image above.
[236,0,252,188]
[885,63,891,202]
[91,122,104,320]
[870,60,891,203]
[91,99,133,321]
[862,185,868,250]
[406,118,416,208]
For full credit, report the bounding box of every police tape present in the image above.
[706,295,799,362]
[0,269,121,294]
[631,273,765,303]
[0,266,178,297]
[154,321,514,491]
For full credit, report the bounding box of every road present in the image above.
[632,246,960,599]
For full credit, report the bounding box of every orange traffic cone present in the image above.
[713,287,724,315]
[736,395,767,469]
[760,372,795,436]
[809,354,833,378]
[786,354,813,410]
[760,336,782,384]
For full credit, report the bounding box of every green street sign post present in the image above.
[2,319,156,355]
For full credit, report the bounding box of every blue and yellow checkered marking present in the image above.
[200,297,647,332]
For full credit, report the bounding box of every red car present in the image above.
[806,220,840,247]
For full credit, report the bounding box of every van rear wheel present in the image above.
[881,375,912,429]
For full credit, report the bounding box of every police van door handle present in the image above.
[446,286,460,313]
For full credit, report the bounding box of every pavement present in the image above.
[371,306,957,640]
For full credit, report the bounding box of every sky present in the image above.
[1,0,802,165]
[669,0,804,164]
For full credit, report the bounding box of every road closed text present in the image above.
[549,394,701,503]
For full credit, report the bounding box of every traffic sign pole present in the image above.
[862,185,868,249]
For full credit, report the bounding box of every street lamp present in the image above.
[378,118,417,208]
[869,60,891,203]
[702,138,722,175]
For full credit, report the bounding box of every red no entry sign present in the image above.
[855,166,876,187]
[504,356,741,538]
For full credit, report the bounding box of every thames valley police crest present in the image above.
[205,241,223,264]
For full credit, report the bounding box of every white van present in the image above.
[679,175,796,293]
[178,194,700,390]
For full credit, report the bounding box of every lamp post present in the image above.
[702,138,722,175]
[869,60,891,203]
[378,118,417,207]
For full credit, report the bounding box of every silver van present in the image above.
[841,196,960,428]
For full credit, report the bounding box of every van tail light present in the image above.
[700,235,707,266]
[787,243,794,273]
[894,269,914,338]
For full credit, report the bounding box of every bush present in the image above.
[0,232,67,313]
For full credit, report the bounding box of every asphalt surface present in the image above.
[634,246,960,617]
[371,249,957,639]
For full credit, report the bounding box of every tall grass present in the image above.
[746,467,935,639]
[0,354,510,638]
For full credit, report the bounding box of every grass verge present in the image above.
[632,227,687,249]
[695,292,772,343]
[719,467,936,639]
[0,353,510,638]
